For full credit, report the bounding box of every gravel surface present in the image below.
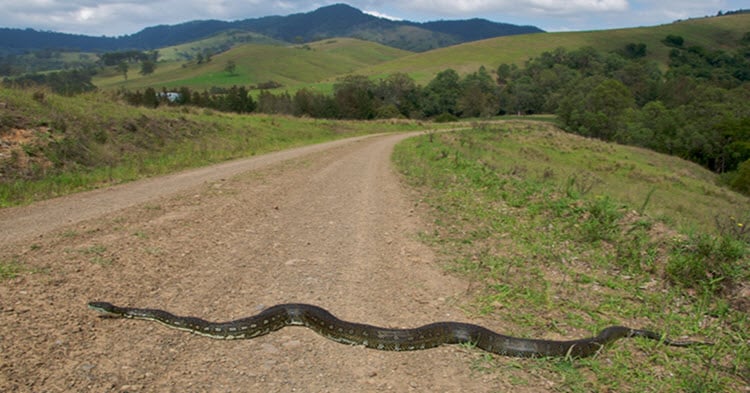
[0,132,527,392]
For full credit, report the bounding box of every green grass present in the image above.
[91,13,749,91]
[94,37,412,91]
[362,13,750,84]
[0,86,433,207]
[393,123,749,392]
[78,244,114,265]
[0,257,23,280]
[157,30,286,62]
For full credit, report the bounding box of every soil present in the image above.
[0,132,532,392]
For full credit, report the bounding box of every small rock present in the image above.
[282,340,302,349]
[261,343,279,354]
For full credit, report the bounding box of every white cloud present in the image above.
[401,0,628,17]
[528,0,628,13]
[364,10,402,20]
[0,0,742,36]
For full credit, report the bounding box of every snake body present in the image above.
[88,302,709,358]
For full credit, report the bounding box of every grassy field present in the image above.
[0,87,434,207]
[393,123,749,392]
[92,13,750,91]
[354,13,750,84]
[157,30,285,62]
[94,38,412,92]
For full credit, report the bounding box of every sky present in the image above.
[0,0,746,37]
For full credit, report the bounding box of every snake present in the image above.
[88,301,710,358]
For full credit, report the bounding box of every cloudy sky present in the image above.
[0,1,745,37]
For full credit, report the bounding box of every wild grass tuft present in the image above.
[0,257,23,280]
[393,123,749,392]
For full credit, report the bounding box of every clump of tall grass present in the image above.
[393,124,749,391]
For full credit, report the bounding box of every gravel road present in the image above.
[0,132,525,392]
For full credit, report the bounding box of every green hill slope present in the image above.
[157,30,286,62]
[363,13,750,83]
[93,13,748,91]
[94,38,412,91]
[393,123,748,391]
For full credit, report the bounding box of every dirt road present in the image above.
[0,132,521,392]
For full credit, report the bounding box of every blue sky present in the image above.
[0,1,746,36]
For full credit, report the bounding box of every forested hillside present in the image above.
[0,4,542,56]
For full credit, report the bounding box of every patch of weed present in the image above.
[393,123,749,392]
[79,244,114,265]
[0,258,23,280]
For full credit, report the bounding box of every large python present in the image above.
[88,301,710,358]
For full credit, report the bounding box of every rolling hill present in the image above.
[0,4,542,55]
[157,30,287,62]
[93,12,750,92]
[360,12,750,84]
[94,38,412,91]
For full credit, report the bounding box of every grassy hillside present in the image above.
[363,13,750,84]
[91,13,748,91]
[157,30,286,62]
[94,38,412,92]
[0,86,430,206]
[394,123,749,392]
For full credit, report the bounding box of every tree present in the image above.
[622,43,647,59]
[663,35,684,48]
[505,75,543,115]
[292,89,338,118]
[225,85,255,113]
[457,66,499,117]
[584,78,634,139]
[334,75,376,119]
[3,69,96,96]
[613,60,662,106]
[557,77,634,139]
[225,60,237,75]
[496,63,513,85]
[117,61,128,80]
[142,87,159,108]
[375,73,420,118]
[140,60,156,75]
[422,69,461,117]
[729,159,750,194]
[176,86,192,105]
[257,90,290,114]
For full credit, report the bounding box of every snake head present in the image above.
[88,301,123,317]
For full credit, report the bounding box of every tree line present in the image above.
[2,68,96,95]
[122,86,256,113]
[12,31,747,194]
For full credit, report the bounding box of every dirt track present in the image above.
[0,132,526,392]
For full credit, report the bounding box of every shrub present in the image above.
[729,159,750,195]
[433,112,458,123]
[666,232,748,294]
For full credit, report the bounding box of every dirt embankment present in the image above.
[1,133,527,392]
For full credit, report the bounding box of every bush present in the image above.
[729,159,750,194]
[663,34,684,47]
[433,112,458,123]
[666,232,748,295]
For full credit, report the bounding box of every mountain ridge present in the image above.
[0,3,543,54]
